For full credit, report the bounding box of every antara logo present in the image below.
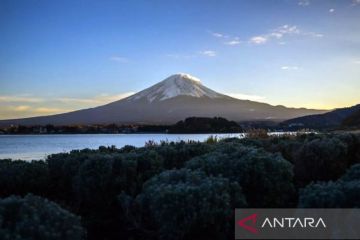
[237,214,326,234]
[261,217,326,228]
[237,213,258,234]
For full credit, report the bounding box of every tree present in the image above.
[169,117,242,133]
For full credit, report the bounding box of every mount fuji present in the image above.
[0,74,327,126]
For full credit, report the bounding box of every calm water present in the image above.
[0,133,244,160]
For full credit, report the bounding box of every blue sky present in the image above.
[1,0,360,119]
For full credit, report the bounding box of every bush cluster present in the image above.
[0,133,359,240]
[0,194,85,240]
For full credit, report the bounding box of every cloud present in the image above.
[210,31,225,38]
[166,53,196,59]
[110,56,129,63]
[353,60,360,64]
[209,30,242,46]
[298,0,310,6]
[270,33,283,39]
[55,98,98,104]
[352,0,360,6]
[274,25,300,35]
[0,95,44,103]
[250,36,267,45]
[224,40,241,46]
[33,107,70,114]
[273,25,323,38]
[0,105,70,119]
[214,25,321,47]
[0,93,136,119]
[281,66,300,70]
[208,30,231,39]
[13,105,31,111]
[199,50,216,57]
[329,8,335,13]
[226,93,265,101]
[249,24,323,45]
[168,50,217,59]
[56,92,135,105]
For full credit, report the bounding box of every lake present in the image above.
[0,133,244,160]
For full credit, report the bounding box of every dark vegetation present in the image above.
[342,109,360,128]
[0,117,242,134]
[0,194,85,240]
[0,123,145,134]
[1,133,360,239]
[168,117,242,133]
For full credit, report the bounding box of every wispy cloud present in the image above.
[224,39,241,46]
[210,31,227,38]
[281,66,300,70]
[0,95,44,103]
[226,93,265,101]
[0,93,134,106]
[167,50,217,59]
[110,56,129,63]
[166,53,196,59]
[298,0,310,7]
[209,30,241,46]
[13,105,31,111]
[0,93,135,119]
[250,36,268,45]
[273,25,300,35]
[329,8,335,13]
[0,106,70,119]
[56,92,135,105]
[249,24,323,45]
[352,0,360,6]
[199,50,217,57]
[33,107,71,114]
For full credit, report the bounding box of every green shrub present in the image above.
[0,194,85,240]
[135,169,246,240]
[185,144,295,207]
[294,137,349,186]
[299,164,360,208]
[0,160,49,198]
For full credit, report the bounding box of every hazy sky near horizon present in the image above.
[1,0,360,119]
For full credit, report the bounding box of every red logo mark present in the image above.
[237,213,258,234]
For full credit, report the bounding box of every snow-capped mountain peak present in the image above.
[127,73,224,102]
[170,73,201,83]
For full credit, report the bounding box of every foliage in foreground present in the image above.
[131,169,246,240]
[0,194,85,240]
[299,164,360,208]
[0,133,359,240]
[185,144,295,207]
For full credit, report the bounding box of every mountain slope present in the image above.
[342,109,360,127]
[0,74,327,126]
[283,104,360,129]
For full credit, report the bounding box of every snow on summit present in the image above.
[127,73,224,102]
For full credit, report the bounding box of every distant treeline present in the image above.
[0,133,360,240]
[168,117,242,133]
[0,117,243,134]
